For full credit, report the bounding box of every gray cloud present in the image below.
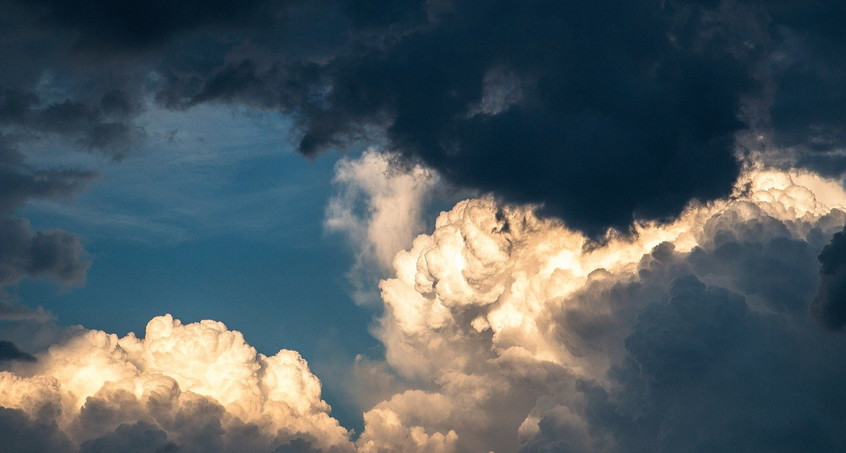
[811,227,846,331]
[0,218,89,288]
[0,407,73,453]
[78,421,178,453]
[0,341,36,363]
[0,103,95,292]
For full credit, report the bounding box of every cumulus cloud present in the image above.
[349,167,846,452]
[325,149,437,305]
[0,314,353,453]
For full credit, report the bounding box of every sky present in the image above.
[1,1,846,452]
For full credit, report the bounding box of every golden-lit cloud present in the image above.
[0,315,352,452]
[356,165,846,452]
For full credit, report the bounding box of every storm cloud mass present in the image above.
[3,0,846,452]
[0,0,843,232]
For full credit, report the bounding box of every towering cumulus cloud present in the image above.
[353,166,846,452]
[0,315,352,453]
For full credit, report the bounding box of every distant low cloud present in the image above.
[0,219,89,288]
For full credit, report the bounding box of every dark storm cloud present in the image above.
[0,165,91,290]
[1,0,844,233]
[296,1,758,234]
[812,226,846,331]
[766,1,846,175]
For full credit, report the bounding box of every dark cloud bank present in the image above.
[1,0,844,233]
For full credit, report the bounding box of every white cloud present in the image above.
[325,148,438,305]
[0,314,353,453]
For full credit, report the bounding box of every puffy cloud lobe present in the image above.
[356,391,458,453]
[77,421,177,453]
[357,167,846,452]
[0,407,74,453]
[0,315,353,453]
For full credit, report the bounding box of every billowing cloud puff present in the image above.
[0,315,352,453]
[325,149,438,305]
[356,167,846,452]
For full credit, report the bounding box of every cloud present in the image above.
[811,226,846,331]
[0,341,36,363]
[0,314,353,453]
[0,407,74,453]
[766,1,846,174]
[0,218,89,288]
[2,0,843,234]
[351,167,846,452]
[0,139,94,292]
[297,1,758,234]
[325,149,437,305]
